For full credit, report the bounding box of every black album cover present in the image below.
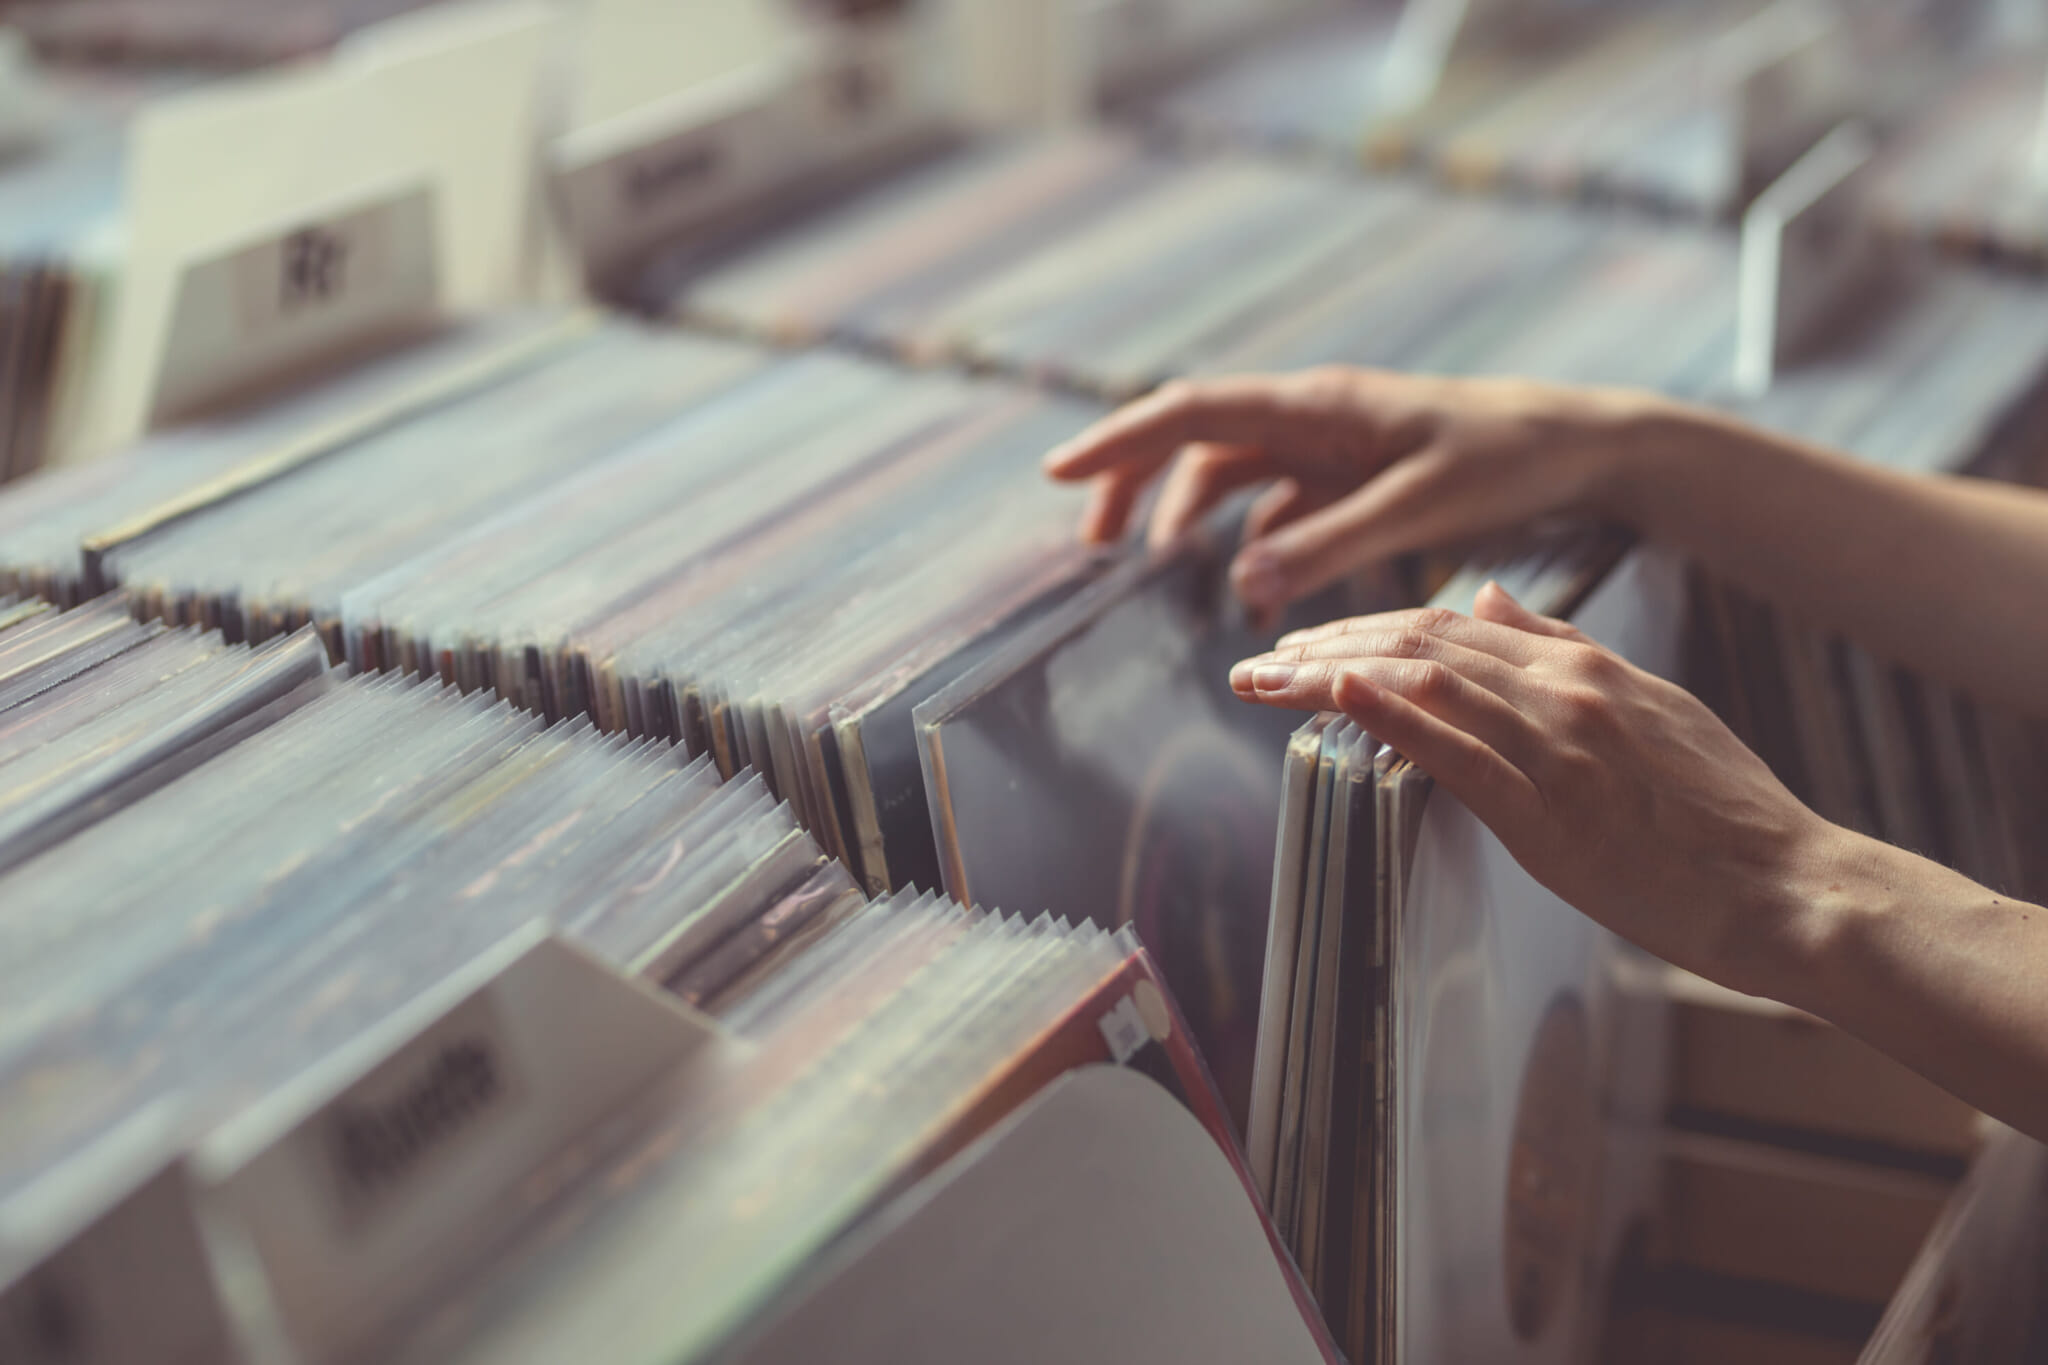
[915,536,1372,1134]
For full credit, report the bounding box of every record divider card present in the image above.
[1719,0,1853,205]
[82,0,555,458]
[1737,119,1885,397]
[552,7,938,296]
[1378,0,1847,179]
[1375,0,1625,113]
[191,923,725,1365]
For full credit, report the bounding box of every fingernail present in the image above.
[1232,550,1286,608]
[1277,628,1311,647]
[1251,663,1296,692]
[1229,659,1256,691]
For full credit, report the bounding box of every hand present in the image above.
[1041,368,1660,612]
[1228,582,1845,995]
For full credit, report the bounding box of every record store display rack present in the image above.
[3,1,2048,1362]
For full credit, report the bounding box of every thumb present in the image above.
[1472,580,1585,640]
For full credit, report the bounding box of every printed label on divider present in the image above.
[149,182,439,428]
[0,1163,235,1365]
[552,58,807,290]
[553,27,928,291]
[1735,121,1880,397]
[196,926,723,1364]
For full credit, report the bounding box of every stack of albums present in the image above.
[0,600,1265,1365]
[1688,565,2048,905]
[0,314,1334,1144]
[0,308,581,605]
[651,131,2048,464]
[1258,538,1669,1365]
[1120,0,1795,217]
[0,63,147,485]
[9,122,2048,1132]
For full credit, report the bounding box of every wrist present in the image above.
[1734,823,1933,1018]
[1704,818,1881,1008]
[1570,389,1711,533]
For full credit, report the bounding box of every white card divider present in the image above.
[552,18,938,291]
[193,923,725,1365]
[0,1109,236,1365]
[1736,120,1882,398]
[83,0,555,456]
[1715,0,1851,205]
[1380,0,1592,116]
[146,180,440,429]
[726,1065,1328,1365]
[1377,0,1484,115]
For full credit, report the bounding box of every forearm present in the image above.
[1596,398,2048,717]
[1752,828,2048,1144]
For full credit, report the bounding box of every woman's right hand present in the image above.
[1041,367,1669,611]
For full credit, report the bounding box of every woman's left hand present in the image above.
[1229,582,1847,996]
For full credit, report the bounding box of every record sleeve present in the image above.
[916,532,1386,1136]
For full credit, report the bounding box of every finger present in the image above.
[1241,477,1330,543]
[1079,470,1146,544]
[1232,653,1548,775]
[1273,606,1552,666]
[1042,376,1299,482]
[1235,628,1526,700]
[1472,580,1588,641]
[1146,443,1272,551]
[1233,440,1542,607]
[1330,671,1544,837]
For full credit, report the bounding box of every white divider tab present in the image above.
[0,1164,235,1365]
[87,0,552,455]
[1735,121,1881,398]
[1718,0,1849,200]
[554,18,933,291]
[198,926,722,1364]
[149,183,437,427]
[553,54,815,291]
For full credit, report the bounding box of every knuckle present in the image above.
[1572,643,1624,683]
[1411,606,1461,636]
[1378,628,1431,661]
[1554,684,1614,733]
[1401,659,1454,701]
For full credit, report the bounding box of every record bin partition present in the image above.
[5,5,2048,1359]
[0,595,1343,1365]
